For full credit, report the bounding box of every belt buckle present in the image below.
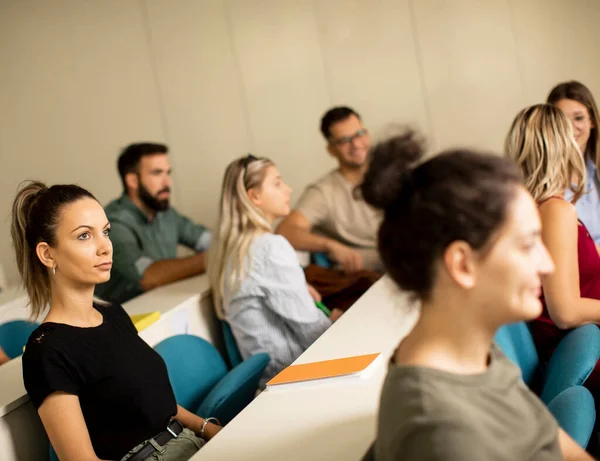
[166,421,179,439]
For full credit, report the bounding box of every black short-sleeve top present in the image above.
[22,302,177,460]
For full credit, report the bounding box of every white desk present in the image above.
[192,276,419,461]
[0,286,29,323]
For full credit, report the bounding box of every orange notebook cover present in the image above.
[266,353,382,388]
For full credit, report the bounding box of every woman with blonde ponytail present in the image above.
[208,155,339,387]
[12,181,220,461]
[506,104,600,390]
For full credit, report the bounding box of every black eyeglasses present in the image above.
[330,128,368,146]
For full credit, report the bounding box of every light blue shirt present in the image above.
[572,157,600,244]
[223,233,331,388]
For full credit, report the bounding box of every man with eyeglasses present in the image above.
[278,106,383,276]
[95,143,211,303]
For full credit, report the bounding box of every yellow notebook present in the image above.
[266,353,382,389]
[129,312,160,332]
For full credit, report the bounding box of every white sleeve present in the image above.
[257,235,332,345]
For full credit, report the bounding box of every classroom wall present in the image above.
[1,0,600,286]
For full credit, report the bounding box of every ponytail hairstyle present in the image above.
[11,181,97,318]
[505,104,585,204]
[207,155,275,319]
[361,130,522,301]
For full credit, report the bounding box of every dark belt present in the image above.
[127,419,184,461]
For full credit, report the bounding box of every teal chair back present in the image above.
[495,322,599,448]
[222,321,243,367]
[154,335,228,412]
[154,334,269,425]
[494,322,539,385]
[311,252,333,268]
[0,320,39,359]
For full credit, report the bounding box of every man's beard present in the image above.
[138,181,170,212]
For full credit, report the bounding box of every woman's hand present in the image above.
[307,284,322,302]
[175,405,222,441]
[330,308,344,322]
[201,420,222,441]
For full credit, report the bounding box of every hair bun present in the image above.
[361,130,424,210]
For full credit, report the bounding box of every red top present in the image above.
[532,196,600,360]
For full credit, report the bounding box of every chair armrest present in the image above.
[541,324,600,404]
[546,385,596,448]
[196,353,270,425]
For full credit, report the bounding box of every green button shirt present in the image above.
[95,195,211,303]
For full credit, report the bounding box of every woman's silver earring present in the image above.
[52,266,56,276]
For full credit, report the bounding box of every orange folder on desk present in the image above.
[266,353,382,388]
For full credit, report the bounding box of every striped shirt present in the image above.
[224,233,331,387]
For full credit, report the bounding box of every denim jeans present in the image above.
[121,428,205,461]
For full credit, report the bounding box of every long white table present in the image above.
[191,276,419,461]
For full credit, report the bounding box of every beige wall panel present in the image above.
[0,0,166,286]
[315,0,429,142]
[143,0,251,228]
[412,0,523,153]
[510,0,600,106]
[226,0,334,204]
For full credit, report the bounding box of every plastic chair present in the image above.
[222,321,244,368]
[154,334,269,425]
[0,320,39,359]
[311,252,333,268]
[495,322,600,447]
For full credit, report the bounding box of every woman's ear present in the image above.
[442,241,477,290]
[125,172,139,193]
[35,242,55,270]
[247,188,262,207]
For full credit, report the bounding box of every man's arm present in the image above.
[106,221,206,298]
[277,210,331,252]
[174,210,212,252]
[136,210,211,291]
[277,211,363,273]
[140,252,206,291]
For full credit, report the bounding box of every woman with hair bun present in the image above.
[363,132,590,460]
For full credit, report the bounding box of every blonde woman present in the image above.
[208,155,341,387]
[506,104,600,389]
[548,81,600,243]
